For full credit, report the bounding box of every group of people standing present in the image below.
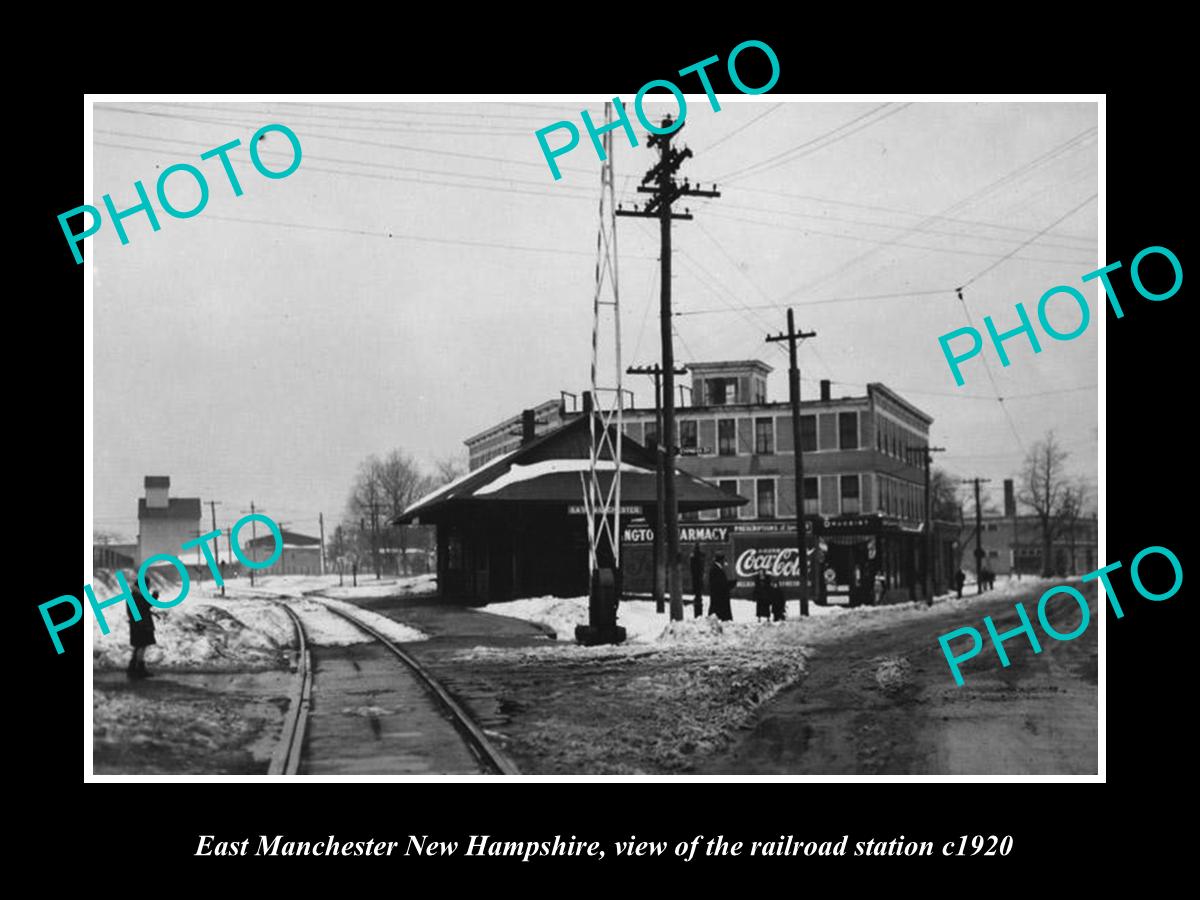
[689,543,786,623]
[953,566,997,598]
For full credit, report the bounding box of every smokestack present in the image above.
[819,379,831,401]
[1004,479,1016,518]
[521,409,536,444]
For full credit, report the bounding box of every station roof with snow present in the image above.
[396,414,745,524]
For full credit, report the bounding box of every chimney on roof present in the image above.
[144,475,170,509]
[819,379,831,401]
[521,409,536,445]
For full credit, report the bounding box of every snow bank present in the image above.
[319,574,437,600]
[90,571,426,671]
[222,572,438,601]
[483,577,1072,656]
[306,596,426,644]
[91,593,293,672]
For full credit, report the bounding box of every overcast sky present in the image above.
[91,99,1098,541]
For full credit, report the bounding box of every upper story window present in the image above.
[804,476,819,514]
[754,378,767,403]
[680,419,697,452]
[709,377,739,406]
[644,419,659,449]
[718,419,737,456]
[757,479,776,519]
[755,417,774,455]
[841,474,861,514]
[800,415,817,452]
[839,412,859,450]
[719,479,739,520]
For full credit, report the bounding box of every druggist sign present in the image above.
[621,520,816,598]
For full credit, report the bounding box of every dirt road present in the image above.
[697,581,1098,775]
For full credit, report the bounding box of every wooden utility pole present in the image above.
[628,363,686,614]
[367,501,382,579]
[913,445,946,605]
[318,511,326,576]
[766,309,816,617]
[207,500,221,563]
[961,478,992,594]
[249,500,258,587]
[617,116,719,621]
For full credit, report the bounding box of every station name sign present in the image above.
[569,504,643,516]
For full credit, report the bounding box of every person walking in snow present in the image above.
[954,568,966,599]
[126,576,157,680]
[690,543,706,618]
[707,553,734,622]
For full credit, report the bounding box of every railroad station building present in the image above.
[456,359,958,604]
[398,410,742,604]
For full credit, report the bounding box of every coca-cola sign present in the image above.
[736,547,802,579]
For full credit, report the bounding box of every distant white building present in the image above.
[137,476,201,566]
[244,527,324,575]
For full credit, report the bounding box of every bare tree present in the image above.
[378,449,429,575]
[433,454,467,485]
[1058,479,1091,574]
[347,455,384,578]
[1017,432,1071,577]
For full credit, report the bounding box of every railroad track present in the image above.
[267,602,312,775]
[268,597,518,776]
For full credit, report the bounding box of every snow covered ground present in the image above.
[91,570,428,671]
[457,576,1076,773]
[483,574,1069,656]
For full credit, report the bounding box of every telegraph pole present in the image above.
[961,478,992,594]
[617,115,719,621]
[206,500,226,596]
[913,445,946,605]
[207,500,222,563]
[368,501,381,579]
[249,501,258,587]
[319,511,326,577]
[628,363,686,614]
[766,310,816,617]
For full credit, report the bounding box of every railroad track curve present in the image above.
[268,596,517,776]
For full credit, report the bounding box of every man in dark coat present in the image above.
[769,575,786,622]
[689,543,706,618]
[126,576,157,680]
[954,568,966,599]
[752,573,770,621]
[707,553,734,621]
